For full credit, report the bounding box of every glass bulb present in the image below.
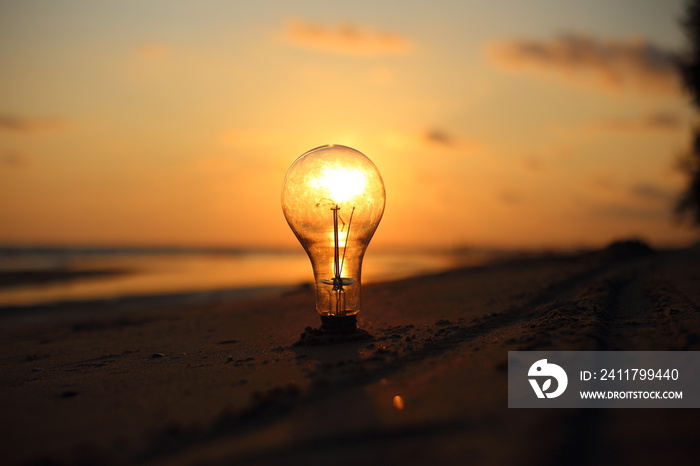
[281,145,385,333]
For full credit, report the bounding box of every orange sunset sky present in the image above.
[0,0,697,250]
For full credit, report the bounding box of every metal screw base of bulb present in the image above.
[320,314,357,334]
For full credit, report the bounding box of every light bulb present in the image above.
[282,145,386,333]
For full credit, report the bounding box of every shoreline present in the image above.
[0,284,300,328]
[0,246,554,325]
[0,246,489,310]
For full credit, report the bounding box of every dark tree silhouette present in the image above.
[677,0,700,226]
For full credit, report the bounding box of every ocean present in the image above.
[0,246,503,308]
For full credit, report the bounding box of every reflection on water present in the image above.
[0,247,501,307]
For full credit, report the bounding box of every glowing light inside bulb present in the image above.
[309,167,366,204]
[329,229,348,248]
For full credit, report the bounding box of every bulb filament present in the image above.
[331,205,342,289]
[330,204,355,290]
[318,202,357,315]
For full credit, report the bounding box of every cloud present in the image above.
[629,182,673,203]
[284,18,412,56]
[594,204,667,220]
[487,33,680,95]
[424,128,456,147]
[0,114,67,133]
[1,151,29,168]
[587,111,683,133]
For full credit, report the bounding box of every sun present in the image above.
[308,167,367,204]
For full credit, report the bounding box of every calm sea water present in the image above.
[0,246,503,307]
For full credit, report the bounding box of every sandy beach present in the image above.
[1,242,699,465]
